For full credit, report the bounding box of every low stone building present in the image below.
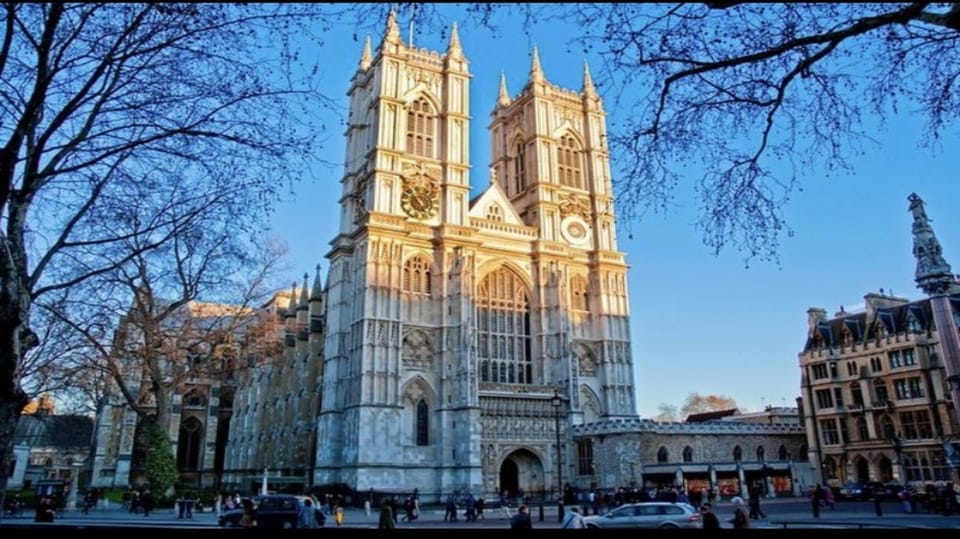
[570,409,813,500]
[9,409,94,490]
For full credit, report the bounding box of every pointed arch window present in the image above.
[570,275,589,311]
[415,399,429,446]
[403,256,432,295]
[177,416,203,471]
[406,97,436,159]
[657,446,669,463]
[778,445,789,461]
[477,267,532,385]
[682,446,693,463]
[733,446,743,462]
[514,141,527,193]
[756,446,765,461]
[557,135,583,189]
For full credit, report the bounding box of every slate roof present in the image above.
[684,408,739,423]
[802,294,960,353]
[13,414,94,449]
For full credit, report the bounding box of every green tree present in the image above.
[143,419,178,497]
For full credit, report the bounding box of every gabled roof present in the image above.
[684,408,739,423]
[14,414,93,449]
[467,181,524,225]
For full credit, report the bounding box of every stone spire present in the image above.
[582,60,597,99]
[529,46,544,84]
[383,9,402,47]
[909,192,960,295]
[310,264,323,301]
[285,282,298,317]
[447,21,463,59]
[359,35,372,71]
[298,272,309,310]
[498,72,511,106]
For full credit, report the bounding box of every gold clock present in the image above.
[401,186,438,220]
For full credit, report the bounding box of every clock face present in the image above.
[560,215,591,247]
[401,186,438,220]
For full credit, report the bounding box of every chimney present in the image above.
[863,289,909,322]
[807,307,827,337]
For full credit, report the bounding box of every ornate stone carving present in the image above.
[558,192,588,219]
[402,330,433,369]
[909,192,959,295]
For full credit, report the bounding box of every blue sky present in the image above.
[268,7,960,418]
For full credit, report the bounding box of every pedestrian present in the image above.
[300,499,317,529]
[699,503,721,529]
[510,504,532,529]
[335,504,344,526]
[728,497,750,529]
[561,506,586,528]
[823,484,835,510]
[240,498,258,528]
[378,503,395,529]
[444,494,459,521]
[748,486,766,519]
[35,496,56,523]
[811,484,823,518]
[898,487,912,513]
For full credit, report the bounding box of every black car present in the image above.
[219,494,306,529]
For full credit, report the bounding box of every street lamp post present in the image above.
[889,432,904,482]
[551,390,564,522]
[66,462,83,511]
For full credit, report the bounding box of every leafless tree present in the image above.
[680,392,740,419]
[0,3,344,495]
[520,3,960,263]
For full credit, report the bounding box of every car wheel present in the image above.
[659,523,679,529]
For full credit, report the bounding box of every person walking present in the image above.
[811,484,823,518]
[748,486,766,519]
[728,497,750,529]
[560,506,586,528]
[510,504,532,529]
[240,498,258,528]
[378,503,396,529]
[823,484,835,510]
[699,503,721,529]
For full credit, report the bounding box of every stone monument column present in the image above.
[908,193,960,415]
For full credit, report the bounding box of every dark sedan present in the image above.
[219,494,306,529]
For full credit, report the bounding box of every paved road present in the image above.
[3,496,960,529]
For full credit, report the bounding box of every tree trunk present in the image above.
[0,389,29,505]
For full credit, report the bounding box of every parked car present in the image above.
[836,481,902,501]
[837,482,867,501]
[581,502,701,529]
[219,494,307,528]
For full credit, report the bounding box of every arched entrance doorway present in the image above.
[498,449,544,499]
[853,456,869,483]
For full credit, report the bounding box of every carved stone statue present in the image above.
[908,192,928,224]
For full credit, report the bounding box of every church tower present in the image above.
[317,12,637,499]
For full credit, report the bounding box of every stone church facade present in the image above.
[315,12,637,499]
